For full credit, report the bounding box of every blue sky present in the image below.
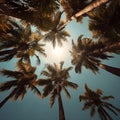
[0,17,120,120]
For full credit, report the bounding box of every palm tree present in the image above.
[38,62,78,120]
[0,0,60,31]
[70,35,120,76]
[60,0,95,22]
[0,18,46,64]
[79,84,120,120]
[43,11,70,47]
[88,0,120,43]
[58,0,109,31]
[0,61,41,108]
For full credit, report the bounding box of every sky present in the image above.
[0,16,120,120]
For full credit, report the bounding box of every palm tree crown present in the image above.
[0,18,46,63]
[80,84,120,120]
[38,62,78,120]
[70,35,120,76]
[0,61,41,108]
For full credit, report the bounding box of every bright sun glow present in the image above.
[52,46,64,57]
[42,41,71,64]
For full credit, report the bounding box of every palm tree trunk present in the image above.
[96,62,120,77]
[57,86,65,120]
[0,88,17,108]
[58,0,109,30]
[72,0,109,19]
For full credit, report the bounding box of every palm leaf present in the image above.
[50,89,57,107]
[0,80,17,91]
[82,102,93,110]
[37,79,51,86]
[98,107,108,120]
[18,88,27,101]
[0,69,22,78]
[42,83,54,98]
[46,64,57,74]
[41,71,51,77]
[13,87,26,101]
[90,105,96,117]
[34,54,41,65]
[30,85,41,98]
[102,96,114,100]
[64,81,78,90]
[103,104,118,116]
[63,87,71,99]
[60,61,64,70]
[79,95,89,102]
[103,102,120,112]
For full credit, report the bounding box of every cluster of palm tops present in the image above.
[0,0,120,120]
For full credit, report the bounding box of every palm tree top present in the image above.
[41,61,72,81]
[79,84,120,119]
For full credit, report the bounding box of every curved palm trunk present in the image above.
[58,0,109,30]
[96,62,120,77]
[57,86,65,120]
[72,0,109,19]
[0,88,17,108]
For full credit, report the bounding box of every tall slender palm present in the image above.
[58,0,109,31]
[80,84,120,120]
[0,61,41,108]
[0,0,59,31]
[70,35,120,76]
[60,0,95,22]
[0,18,46,64]
[38,62,78,120]
[43,11,70,47]
[88,0,120,43]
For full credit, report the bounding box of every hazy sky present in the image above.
[0,17,120,120]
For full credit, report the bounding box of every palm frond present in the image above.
[98,107,108,120]
[18,88,27,101]
[82,102,93,110]
[0,80,17,91]
[34,54,41,65]
[41,71,51,77]
[60,61,64,70]
[102,96,114,100]
[79,95,89,102]
[103,104,118,116]
[53,11,62,29]
[0,69,22,78]
[50,89,57,108]
[13,87,26,101]
[103,102,120,112]
[64,81,78,90]
[37,79,51,86]
[30,85,41,98]
[46,64,57,75]
[42,84,54,98]
[90,105,96,117]
[63,87,71,99]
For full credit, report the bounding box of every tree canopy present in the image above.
[0,0,120,120]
